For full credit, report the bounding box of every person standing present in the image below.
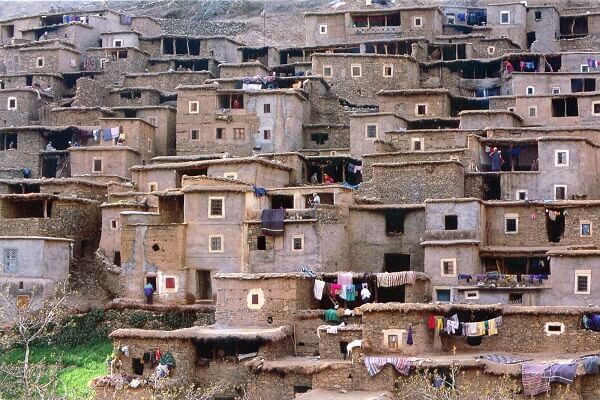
[144,282,154,304]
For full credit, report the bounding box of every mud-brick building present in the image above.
[176,84,307,156]
[0,88,53,127]
[18,45,81,74]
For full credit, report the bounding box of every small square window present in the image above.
[189,101,199,114]
[251,293,259,304]
[575,270,591,294]
[554,185,567,200]
[292,235,304,251]
[528,106,537,118]
[387,334,399,348]
[552,87,560,95]
[440,259,456,277]
[411,138,424,151]
[447,15,455,24]
[444,215,458,230]
[464,290,479,300]
[487,46,495,55]
[581,221,592,237]
[383,65,393,77]
[223,172,238,180]
[263,103,271,113]
[509,292,523,304]
[256,235,266,250]
[216,128,224,139]
[165,277,176,289]
[351,64,362,77]
[4,248,17,273]
[36,57,44,67]
[500,11,510,24]
[110,219,118,230]
[148,182,158,192]
[209,235,223,253]
[526,86,535,95]
[555,150,569,166]
[436,289,451,302]
[233,128,245,139]
[516,190,527,200]
[592,102,600,116]
[534,11,542,21]
[319,24,327,34]
[581,65,590,73]
[7,97,16,110]
[191,129,200,140]
[416,104,427,116]
[263,129,271,140]
[208,197,224,218]
[505,214,518,233]
[413,17,423,27]
[93,158,103,172]
[114,39,123,47]
[322,65,333,78]
[365,124,378,139]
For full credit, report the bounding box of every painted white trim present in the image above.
[247,288,265,309]
[319,24,328,34]
[382,64,394,77]
[413,16,423,27]
[500,11,510,24]
[516,190,527,200]
[504,213,518,234]
[415,103,428,116]
[351,64,362,78]
[544,322,565,336]
[208,196,225,218]
[7,96,16,110]
[365,123,378,140]
[592,101,600,116]
[580,220,592,237]
[554,150,569,167]
[322,65,333,78]
[188,101,199,114]
[92,157,103,173]
[554,184,567,200]
[464,290,479,300]
[575,269,591,294]
[208,234,224,253]
[440,258,457,277]
[291,234,304,252]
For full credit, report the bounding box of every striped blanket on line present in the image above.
[364,356,412,376]
[522,363,550,397]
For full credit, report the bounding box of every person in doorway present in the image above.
[45,141,56,151]
[232,96,242,109]
[323,173,335,184]
[310,172,319,184]
[310,193,321,207]
[489,147,504,172]
[144,282,154,304]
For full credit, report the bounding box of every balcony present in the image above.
[246,208,317,222]
[422,229,478,242]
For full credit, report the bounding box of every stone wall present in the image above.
[318,326,362,359]
[0,130,45,178]
[72,78,110,107]
[122,71,212,92]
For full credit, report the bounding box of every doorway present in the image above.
[197,270,212,300]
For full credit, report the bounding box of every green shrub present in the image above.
[128,310,149,328]
[160,311,195,330]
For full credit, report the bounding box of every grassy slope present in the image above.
[3,339,113,399]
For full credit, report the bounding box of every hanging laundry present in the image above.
[364,356,412,376]
[588,59,598,69]
[407,325,413,345]
[110,127,121,139]
[329,283,342,297]
[324,309,339,322]
[375,271,417,287]
[544,363,577,385]
[337,272,353,285]
[522,363,550,397]
[581,355,600,375]
[313,279,325,300]
[102,128,112,141]
[341,285,355,301]
[360,283,371,301]
[487,318,498,335]
[251,184,268,198]
[446,314,459,334]
[346,339,362,356]
[120,14,133,25]
[427,315,436,329]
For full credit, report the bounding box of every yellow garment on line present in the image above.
[488,318,498,335]
[436,317,444,331]
[476,321,486,336]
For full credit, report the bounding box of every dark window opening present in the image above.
[263,103,271,113]
[216,128,224,139]
[189,39,200,55]
[571,78,595,92]
[197,270,212,300]
[436,289,451,302]
[505,218,517,232]
[26,75,33,86]
[1,24,15,39]
[560,16,588,37]
[175,38,187,55]
[509,292,523,304]
[123,109,137,118]
[546,209,565,243]
[385,209,405,234]
[217,94,243,109]
[113,251,121,267]
[310,132,328,145]
[294,386,312,394]
[1,199,52,218]
[271,195,294,209]
[0,132,17,150]
[18,281,23,290]
[384,253,410,273]
[482,175,501,200]
[120,90,142,100]
[257,235,266,250]
[152,244,160,251]
[339,341,348,359]
[545,55,561,72]
[444,215,458,230]
[534,11,542,21]
[132,358,144,375]
[552,97,578,117]
[527,31,536,49]
[467,336,482,346]
[163,39,174,54]
[547,324,562,332]
[173,59,209,71]
[145,276,157,291]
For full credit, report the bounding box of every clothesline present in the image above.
[428,314,502,337]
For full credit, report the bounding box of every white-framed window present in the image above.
[291,235,304,252]
[415,103,428,116]
[109,219,118,230]
[208,196,224,218]
[526,86,535,95]
[148,182,158,192]
[208,235,224,253]
[190,129,200,140]
[554,184,567,200]
[36,57,44,67]
[504,213,518,234]
[581,64,590,73]
[464,290,479,300]
[411,138,424,151]
[382,329,406,350]
[163,275,178,292]
[92,158,103,173]
[351,64,362,77]
[592,101,600,116]
[528,106,537,118]
[447,15,455,24]
[383,64,393,77]
[148,117,157,126]
[440,258,456,277]
[113,39,123,47]
[189,101,199,114]
[365,123,378,139]
[319,24,328,34]
[7,97,16,110]
[322,65,333,78]
[487,46,495,55]
[554,150,569,166]
[580,220,592,237]
[100,58,108,69]
[544,322,565,336]
[413,16,423,27]
[552,87,560,95]
[534,10,542,21]
[435,287,453,302]
[147,138,152,153]
[3,248,17,273]
[223,172,238,180]
[516,190,527,200]
[574,270,591,294]
[500,11,510,24]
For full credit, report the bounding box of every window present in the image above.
[7,97,16,110]
[147,138,152,153]
[534,11,542,21]
[383,65,393,77]
[114,39,123,47]
[581,64,589,73]
[580,220,592,237]
[365,124,378,139]
[447,15,455,24]
[464,290,479,300]
[216,128,224,139]
[148,182,158,192]
[554,185,567,200]
[551,97,578,117]
[209,235,223,253]
[440,259,456,277]
[555,150,569,166]
[415,104,428,116]
[164,276,177,290]
[208,197,224,218]
[256,235,266,250]
[292,235,304,251]
[223,172,238,180]
[385,210,405,235]
[36,57,44,67]
[251,293,259,304]
[263,129,271,140]
[500,11,510,24]
[92,158,103,172]
[3,248,17,273]
[110,219,117,230]
[351,64,362,77]
[233,128,245,140]
[263,103,271,113]
[516,190,527,200]
[436,289,451,302]
[574,270,591,294]
[526,86,535,95]
[544,322,565,336]
[528,106,537,118]
[508,292,523,304]
[552,87,560,95]
[411,138,424,151]
[413,16,423,27]
[444,215,458,230]
[592,102,600,116]
[0,133,17,150]
[487,46,495,55]
[189,101,199,114]
[190,129,200,140]
[311,132,328,145]
[504,214,518,234]
[571,78,595,92]
[217,94,243,109]
[319,24,328,34]
[322,65,332,78]
[387,334,399,348]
